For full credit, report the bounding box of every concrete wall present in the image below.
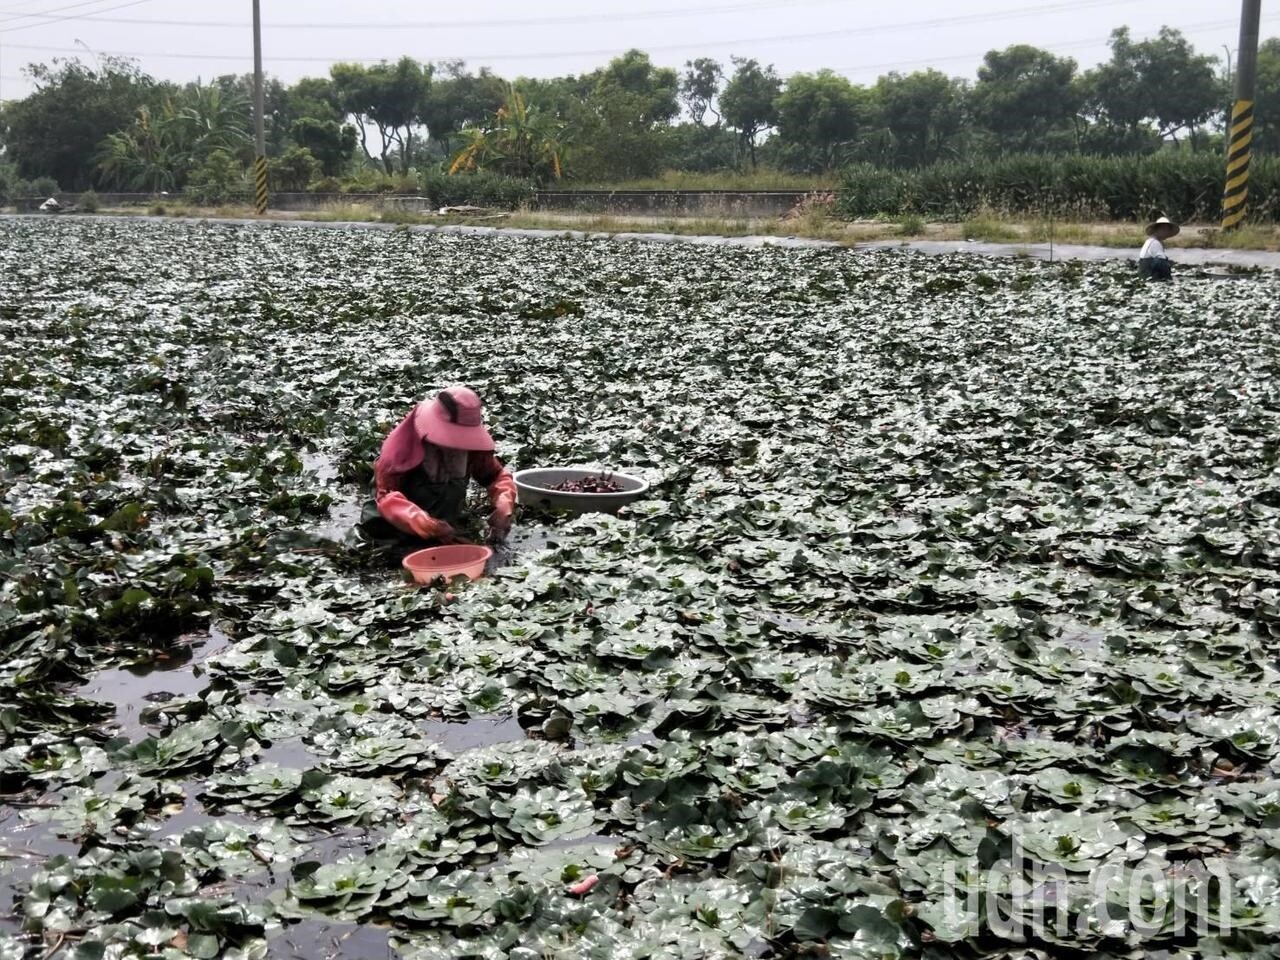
[531,190,814,219]
[10,192,436,213]
[11,190,820,219]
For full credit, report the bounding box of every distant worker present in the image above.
[1138,216,1179,281]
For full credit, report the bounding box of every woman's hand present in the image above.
[411,513,468,544]
[488,499,514,542]
[381,492,468,543]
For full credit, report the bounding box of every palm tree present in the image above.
[449,87,566,182]
[175,82,251,157]
[97,105,184,191]
[97,84,251,192]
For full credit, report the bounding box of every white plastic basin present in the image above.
[514,468,649,515]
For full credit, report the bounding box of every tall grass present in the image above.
[839,153,1280,223]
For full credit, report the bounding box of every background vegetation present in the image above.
[1,27,1279,219]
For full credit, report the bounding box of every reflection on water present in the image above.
[270,919,392,960]
[255,739,319,769]
[421,715,528,752]
[313,499,364,543]
[486,524,557,573]
[301,451,341,485]
[302,450,364,543]
[0,805,79,935]
[74,627,231,738]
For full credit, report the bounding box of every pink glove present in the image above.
[486,467,518,543]
[378,492,458,542]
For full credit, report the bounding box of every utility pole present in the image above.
[252,0,268,215]
[1222,0,1261,230]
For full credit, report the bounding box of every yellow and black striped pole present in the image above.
[251,0,268,215]
[1222,0,1261,230]
[254,155,269,215]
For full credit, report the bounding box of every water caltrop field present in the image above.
[3,218,1280,959]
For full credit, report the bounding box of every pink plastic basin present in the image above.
[402,544,494,584]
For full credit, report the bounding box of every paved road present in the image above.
[7,213,1280,269]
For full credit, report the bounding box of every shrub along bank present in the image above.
[838,153,1280,223]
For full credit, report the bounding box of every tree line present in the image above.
[2,25,1279,198]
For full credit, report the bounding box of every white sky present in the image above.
[0,0,1274,105]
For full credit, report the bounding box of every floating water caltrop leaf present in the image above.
[2,219,1280,956]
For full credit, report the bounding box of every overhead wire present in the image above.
[0,0,144,24]
[832,14,1279,77]
[1,0,152,31]
[0,0,105,18]
[4,0,1203,65]
[4,0,1145,32]
[0,0,55,14]
[0,0,847,29]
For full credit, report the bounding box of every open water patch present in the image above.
[269,918,393,959]
[421,715,527,753]
[74,627,231,738]
[0,805,78,936]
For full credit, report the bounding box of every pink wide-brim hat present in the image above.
[413,386,495,452]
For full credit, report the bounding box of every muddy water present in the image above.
[270,918,392,959]
[486,524,557,573]
[421,714,528,753]
[0,804,79,936]
[303,450,365,542]
[74,627,231,739]
[301,451,340,485]
[256,738,321,768]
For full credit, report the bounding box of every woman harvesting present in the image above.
[360,386,516,549]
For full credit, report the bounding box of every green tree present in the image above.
[0,57,158,189]
[595,50,680,125]
[1082,27,1224,149]
[284,77,344,127]
[720,57,782,167]
[97,105,186,191]
[268,146,322,192]
[971,46,1080,152]
[1258,38,1280,155]
[331,57,431,175]
[449,87,566,182]
[207,74,290,155]
[421,63,509,157]
[514,75,590,123]
[1141,28,1223,145]
[187,148,244,203]
[561,51,679,180]
[681,58,724,126]
[774,70,870,171]
[175,81,252,158]
[96,83,249,192]
[872,70,968,167]
[662,122,738,171]
[290,118,358,176]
